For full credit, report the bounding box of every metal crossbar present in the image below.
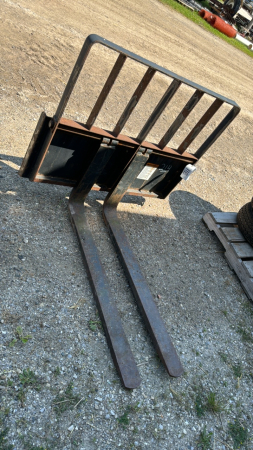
[19,34,240,388]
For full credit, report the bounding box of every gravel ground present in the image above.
[1,0,253,449]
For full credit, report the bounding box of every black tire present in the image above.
[224,0,242,15]
[237,202,253,247]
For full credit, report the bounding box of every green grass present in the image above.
[228,419,249,449]
[198,426,213,449]
[53,383,83,415]
[16,369,42,406]
[195,390,223,416]
[232,363,243,378]
[88,319,102,332]
[19,369,41,391]
[0,428,13,450]
[219,351,228,363]
[205,391,223,413]
[195,393,206,417]
[159,0,253,58]
[117,403,141,427]
[237,325,253,343]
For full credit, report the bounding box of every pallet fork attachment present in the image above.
[19,34,240,388]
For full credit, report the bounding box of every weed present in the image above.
[232,363,243,379]
[222,310,228,317]
[19,369,41,391]
[53,367,60,377]
[88,319,102,332]
[0,427,13,450]
[53,383,82,415]
[7,380,13,387]
[117,403,141,427]
[118,409,130,426]
[228,419,248,449]
[9,326,32,347]
[219,352,228,363]
[206,392,223,413]
[197,426,213,450]
[195,393,205,418]
[242,301,253,317]
[9,339,17,347]
[195,390,223,416]
[17,388,26,406]
[237,325,253,343]
[16,418,27,427]
[16,369,41,406]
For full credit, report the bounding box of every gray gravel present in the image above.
[1,160,253,450]
[1,0,253,448]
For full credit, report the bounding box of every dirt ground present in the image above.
[1,0,253,449]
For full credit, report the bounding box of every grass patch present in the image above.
[53,367,61,377]
[219,351,228,363]
[195,393,206,417]
[0,427,13,450]
[117,403,141,428]
[197,426,213,449]
[232,363,243,378]
[88,319,102,332]
[237,325,253,343]
[53,383,83,415]
[15,369,42,406]
[228,419,249,449]
[195,390,223,416]
[9,326,32,347]
[159,0,253,59]
[19,369,41,391]
[206,391,223,413]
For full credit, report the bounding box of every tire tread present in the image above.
[237,202,253,247]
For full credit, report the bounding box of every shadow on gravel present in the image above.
[168,189,222,220]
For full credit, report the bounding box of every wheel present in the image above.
[224,0,242,15]
[237,202,253,247]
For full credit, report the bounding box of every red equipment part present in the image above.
[199,9,214,22]
[199,9,237,37]
[209,15,237,37]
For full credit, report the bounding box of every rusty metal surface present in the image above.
[103,151,184,377]
[18,34,241,387]
[18,112,47,177]
[20,34,240,188]
[68,140,141,389]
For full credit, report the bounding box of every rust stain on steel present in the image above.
[68,142,141,389]
[69,200,141,389]
[103,151,184,377]
[58,117,197,161]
